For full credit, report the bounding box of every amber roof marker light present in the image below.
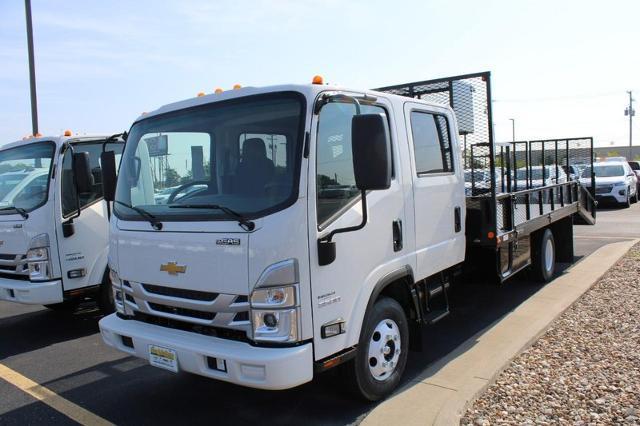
[312,75,324,85]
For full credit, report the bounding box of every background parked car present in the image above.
[515,165,567,190]
[581,161,638,207]
[628,161,640,193]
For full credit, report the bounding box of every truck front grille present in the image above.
[121,280,250,337]
[148,302,217,320]
[142,284,218,302]
[0,254,28,276]
[131,311,250,343]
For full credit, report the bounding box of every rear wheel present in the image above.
[531,228,555,283]
[348,297,409,401]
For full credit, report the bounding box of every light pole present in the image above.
[625,91,635,160]
[24,0,39,136]
[509,118,515,142]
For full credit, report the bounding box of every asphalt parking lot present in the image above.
[2,204,639,426]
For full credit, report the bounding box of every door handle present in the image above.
[454,207,461,233]
[392,220,403,252]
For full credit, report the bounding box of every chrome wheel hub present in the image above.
[368,319,401,381]
[544,237,554,272]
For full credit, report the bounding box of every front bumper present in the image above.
[0,277,63,305]
[99,314,314,390]
[595,187,627,204]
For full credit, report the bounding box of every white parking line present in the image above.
[0,363,113,425]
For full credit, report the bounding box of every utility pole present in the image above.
[509,118,515,142]
[625,91,635,160]
[25,0,39,136]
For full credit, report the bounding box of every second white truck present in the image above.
[0,134,123,314]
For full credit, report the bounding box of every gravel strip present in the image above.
[461,244,640,425]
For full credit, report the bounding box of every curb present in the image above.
[361,238,639,426]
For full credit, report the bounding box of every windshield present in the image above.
[590,165,624,178]
[0,142,54,213]
[115,92,305,221]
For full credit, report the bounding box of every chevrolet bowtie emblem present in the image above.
[160,262,186,275]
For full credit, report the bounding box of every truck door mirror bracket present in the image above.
[318,190,368,266]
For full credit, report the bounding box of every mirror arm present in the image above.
[319,190,368,244]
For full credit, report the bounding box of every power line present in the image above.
[494,90,633,103]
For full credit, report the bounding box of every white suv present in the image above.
[582,161,638,207]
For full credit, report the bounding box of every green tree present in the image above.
[165,167,181,187]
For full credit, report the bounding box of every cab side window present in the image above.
[316,102,390,226]
[61,142,123,217]
[410,111,453,175]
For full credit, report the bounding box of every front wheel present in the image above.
[97,270,115,315]
[349,297,409,401]
[623,189,631,208]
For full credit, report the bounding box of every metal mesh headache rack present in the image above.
[375,72,596,277]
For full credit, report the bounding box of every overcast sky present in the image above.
[1,0,638,147]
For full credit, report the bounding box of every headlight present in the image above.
[250,286,296,308]
[109,268,126,314]
[250,285,300,343]
[614,182,626,187]
[27,234,52,282]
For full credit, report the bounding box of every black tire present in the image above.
[348,297,409,401]
[97,269,115,315]
[623,189,631,208]
[531,228,555,283]
[633,190,638,204]
[44,299,80,313]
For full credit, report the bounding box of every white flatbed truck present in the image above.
[98,72,595,400]
[0,134,123,314]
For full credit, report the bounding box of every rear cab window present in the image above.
[409,111,453,176]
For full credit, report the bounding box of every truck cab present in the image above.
[99,83,467,399]
[0,135,123,313]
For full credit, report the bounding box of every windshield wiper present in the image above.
[169,204,255,231]
[0,206,29,219]
[114,200,162,230]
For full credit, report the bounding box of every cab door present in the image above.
[403,103,465,281]
[55,142,123,292]
[307,95,408,360]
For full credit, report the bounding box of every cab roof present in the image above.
[134,83,449,123]
[1,135,116,152]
